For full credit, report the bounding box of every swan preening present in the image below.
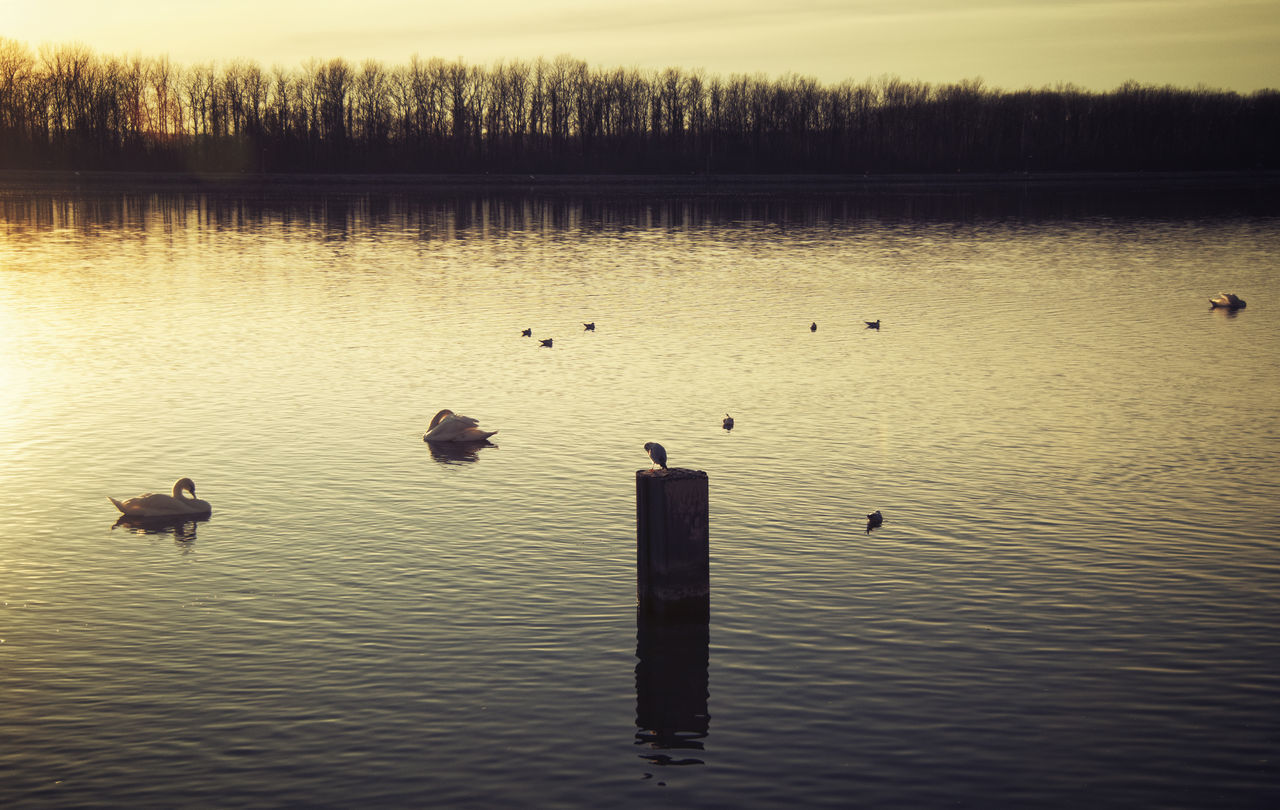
[109,478,211,517]
[1209,292,1246,310]
[424,409,498,442]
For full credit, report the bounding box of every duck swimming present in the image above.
[424,409,498,442]
[723,413,734,430]
[109,478,211,517]
[865,510,883,534]
[1209,292,1246,310]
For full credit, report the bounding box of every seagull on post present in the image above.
[643,442,668,471]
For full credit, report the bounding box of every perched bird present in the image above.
[810,322,818,331]
[865,320,880,329]
[865,510,883,533]
[1209,292,1246,310]
[423,409,497,442]
[110,478,211,517]
[723,413,734,430]
[583,322,595,331]
[540,338,553,347]
[643,441,668,470]
[521,328,532,337]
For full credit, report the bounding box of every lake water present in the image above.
[1,179,1278,809]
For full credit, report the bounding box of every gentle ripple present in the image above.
[1,187,1278,809]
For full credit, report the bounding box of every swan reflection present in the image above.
[111,514,206,543]
[425,439,497,464]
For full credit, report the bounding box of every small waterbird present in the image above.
[644,442,668,470]
[865,320,880,329]
[866,510,883,533]
[1209,292,1246,310]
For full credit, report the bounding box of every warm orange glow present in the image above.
[3,0,1277,91]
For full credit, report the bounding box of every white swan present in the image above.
[424,409,497,442]
[109,478,211,517]
[1209,292,1246,310]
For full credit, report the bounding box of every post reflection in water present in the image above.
[634,599,711,770]
[111,514,206,544]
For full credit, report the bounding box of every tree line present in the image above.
[2,38,1277,175]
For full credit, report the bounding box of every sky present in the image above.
[3,0,1279,92]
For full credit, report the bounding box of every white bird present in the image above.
[424,409,497,442]
[644,442,668,470]
[1209,292,1246,310]
[109,478,211,517]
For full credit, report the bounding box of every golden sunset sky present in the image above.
[5,0,1279,91]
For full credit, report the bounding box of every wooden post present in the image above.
[636,468,709,618]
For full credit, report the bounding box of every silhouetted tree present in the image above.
[0,40,1276,175]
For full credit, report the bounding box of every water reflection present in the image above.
[5,175,1277,239]
[424,439,497,464]
[1212,307,1247,319]
[111,514,206,543]
[3,181,1278,808]
[635,603,710,760]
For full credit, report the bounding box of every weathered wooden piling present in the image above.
[636,467,709,617]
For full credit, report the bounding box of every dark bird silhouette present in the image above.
[643,441,667,470]
[723,413,734,430]
[521,328,532,337]
[583,322,595,331]
[540,338,553,348]
[866,510,883,534]
[865,320,880,329]
[810,321,818,331]
[1209,292,1246,310]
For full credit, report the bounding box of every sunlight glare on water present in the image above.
[1,185,1278,809]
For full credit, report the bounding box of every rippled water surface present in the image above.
[2,183,1278,808]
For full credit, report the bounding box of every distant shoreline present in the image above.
[1,169,1277,196]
